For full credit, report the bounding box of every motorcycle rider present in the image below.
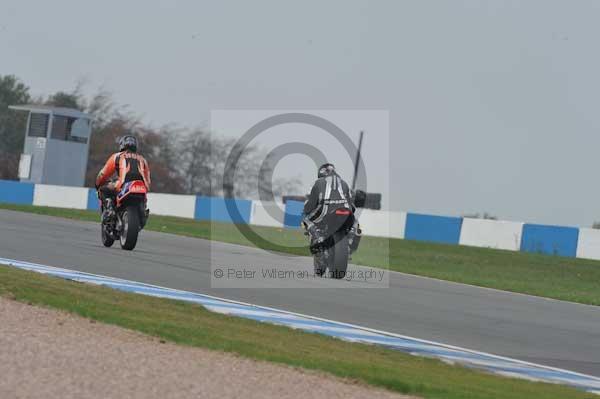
[95,135,151,222]
[303,163,360,276]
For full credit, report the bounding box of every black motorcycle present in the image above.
[304,208,362,279]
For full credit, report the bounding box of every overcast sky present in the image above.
[2,0,600,226]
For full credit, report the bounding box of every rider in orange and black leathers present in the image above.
[95,135,151,221]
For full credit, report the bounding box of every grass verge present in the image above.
[2,203,600,306]
[0,264,594,399]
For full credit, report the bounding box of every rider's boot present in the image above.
[314,250,328,277]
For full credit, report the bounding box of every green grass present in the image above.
[2,203,600,306]
[0,264,594,399]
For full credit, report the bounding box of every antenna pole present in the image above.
[351,130,364,191]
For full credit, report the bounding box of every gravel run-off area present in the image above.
[0,297,416,399]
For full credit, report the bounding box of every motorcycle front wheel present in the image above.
[101,223,114,247]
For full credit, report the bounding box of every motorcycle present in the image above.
[100,180,149,251]
[304,208,362,279]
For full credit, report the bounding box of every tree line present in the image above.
[0,75,300,198]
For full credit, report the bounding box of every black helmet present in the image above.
[118,135,138,153]
[318,163,335,178]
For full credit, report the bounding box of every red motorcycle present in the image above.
[101,180,149,251]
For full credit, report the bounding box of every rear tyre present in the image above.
[120,206,140,251]
[101,223,114,247]
[330,232,349,279]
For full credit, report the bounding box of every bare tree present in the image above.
[178,129,215,195]
[0,75,31,179]
[1,75,302,197]
[176,130,302,199]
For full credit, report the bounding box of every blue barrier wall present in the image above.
[0,179,594,261]
[404,213,463,245]
[520,224,579,257]
[195,196,252,224]
[87,189,100,211]
[283,200,304,228]
[0,180,34,205]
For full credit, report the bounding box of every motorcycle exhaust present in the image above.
[349,224,362,253]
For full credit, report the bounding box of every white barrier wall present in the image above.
[146,193,196,219]
[251,201,285,228]
[357,209,406,239]
[459,218,523,251]
[33,184,88,209]
[576,228,600,260]
[19,181,600,262]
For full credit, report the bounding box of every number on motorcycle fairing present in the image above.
[131,185,145,193]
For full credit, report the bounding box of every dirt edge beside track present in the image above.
[0,297,415,399]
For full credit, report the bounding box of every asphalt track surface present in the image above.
[2,209,600,377]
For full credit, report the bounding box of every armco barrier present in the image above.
[404,213,463,245]
[147,193,196,219]
[357,209,406,238]
[33,184,88,210]
[283,200,304,228]
[87,189,100,211]
[195,196,252,224]
[575,228,600,261]
[459,219,523,251]
[520,224,579,257]
[0,179,34,205]
[2,179,600,262]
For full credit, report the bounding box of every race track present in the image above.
[1,209,599,377]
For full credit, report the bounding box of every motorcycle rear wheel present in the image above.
[329,232,349,279]
[120,206,140,251]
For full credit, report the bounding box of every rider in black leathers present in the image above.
[303,163,353,229]
[303,163,360,276]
